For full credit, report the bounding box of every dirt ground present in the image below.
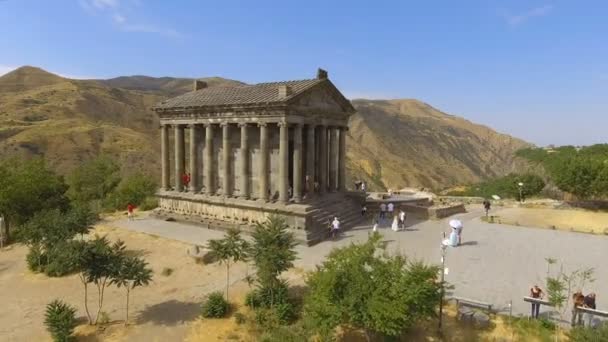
[0,220,251,342]
[492,207,608,234]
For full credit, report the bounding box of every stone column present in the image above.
[189,124,199,192]
[329,127,339,192]
[338,127,347,191]
[258,123,269,201]
[293,124,302,202]
[306,124,315,196]
[222,123,231,196]
[279,122,289,203]
[239,123,250,199]
[318,125,327,194]
[174,124,185,191]
[204,124,214,194]
[161,124,170,190]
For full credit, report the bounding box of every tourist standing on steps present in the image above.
[361,205,367,217]
[331,217,340,239]
[127,203,135,221]
[530,285,544,319]
[387,202,394,218]
[361,181,366,193]
[391,215,399,231]
[182,172,191,189]
[398,210,407,230]
[379,203,387,221]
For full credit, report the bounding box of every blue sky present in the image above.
[1,0,607,146]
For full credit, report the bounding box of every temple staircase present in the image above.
[305,192,366,244]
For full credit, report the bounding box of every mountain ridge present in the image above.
[0,66,530,190]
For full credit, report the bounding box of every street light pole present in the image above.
[438,233,447,331]
[518,182,524,203]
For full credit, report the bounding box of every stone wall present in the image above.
[156,192,310,242]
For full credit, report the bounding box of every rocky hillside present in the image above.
[346,99,530,190]
[0,66,530,189]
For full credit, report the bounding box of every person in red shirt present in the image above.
[182,173,191,190]
[127,203,135,221]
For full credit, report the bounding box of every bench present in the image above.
[452,296,493,312]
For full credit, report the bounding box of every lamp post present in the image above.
[518,182,524,203]
[438,232,448,331]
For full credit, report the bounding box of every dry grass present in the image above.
[491,207,608,234]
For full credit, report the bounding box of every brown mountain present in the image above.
[0,66,530,189]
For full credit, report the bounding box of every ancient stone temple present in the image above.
[152,69,365,245]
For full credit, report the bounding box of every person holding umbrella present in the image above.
[450,219,463,246]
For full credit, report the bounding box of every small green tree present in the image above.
[103,172,157,211]
[304,232,441,340]
[44,299,77,342]
[544,258,595,341]
[67,155,120,209]
[207,228,249,301]
[250,215,297,307]
[77,236,126,324]
[110,255,153,325]
[0,158,69,242]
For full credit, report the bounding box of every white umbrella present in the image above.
[449,219,463,229]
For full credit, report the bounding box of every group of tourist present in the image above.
[529,285,597,327]
[361,202,408,232]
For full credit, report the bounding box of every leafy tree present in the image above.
[44,299,77,342]
[544,258,595,341]
[76,236,126,324]
[110,254,153,325]
[250,215,297,307]
[16,206,96,275]
[103,172,158,211]
[0,158,69,242]
[304,232,441,340]
[207,228,250,301]
[450,173,545,199]
[67,155,120,208]
[552,158,601,199]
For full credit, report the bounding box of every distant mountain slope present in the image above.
[346,99,531,190]
[0,66,530,189]
[99,75,244,96]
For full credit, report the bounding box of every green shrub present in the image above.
[568,321,608,341]
[259,322,312,342]
[139,196,158,211]
[44,242,82,277]
[97,311,111,325]
[201,291,229,318]
[255,307,281,330]
[44,299,77,342]
[26,245,48,273]
[245,290,261,308]
[273,301,296,324]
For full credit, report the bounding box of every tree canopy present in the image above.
[304,233,441,339]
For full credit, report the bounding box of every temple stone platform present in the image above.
[153,190,366,246]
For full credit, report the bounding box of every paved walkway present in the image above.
[114,208,608,321]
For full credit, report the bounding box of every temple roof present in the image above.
[154,78,326,110]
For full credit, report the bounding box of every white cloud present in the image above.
[91,0,119,10]
[80,0,181,38]
[113,13,126,24]
[503,5,553,26]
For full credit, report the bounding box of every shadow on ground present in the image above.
[136,300,200,326]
